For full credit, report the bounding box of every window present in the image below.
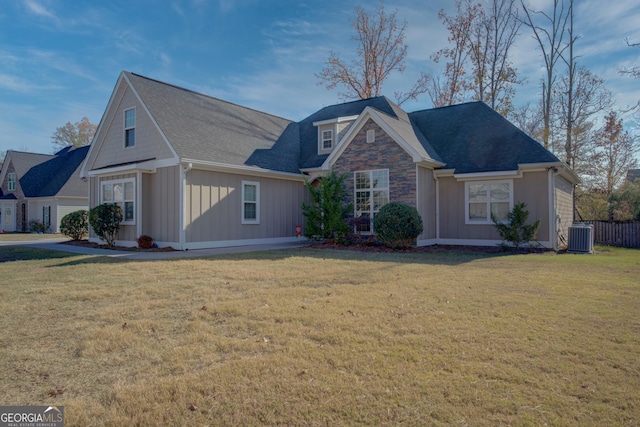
[8,172,16,191]
[322,129,333,150]
[242,181,260,224]
[465,180,513,224]
[354,169,389,233]
[101,178,135,223]
[124,108,136,147]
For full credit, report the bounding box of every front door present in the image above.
[1,203,16,232]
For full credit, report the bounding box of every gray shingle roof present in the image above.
[122,72,561,175]
[298,96,400,169]
[409,102,560,173]
[627,169,640,183]
[20,146,89,197]
[125,72,300,174]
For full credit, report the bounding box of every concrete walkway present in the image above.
[0,238,312,260]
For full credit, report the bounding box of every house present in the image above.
[81,71,579,250]
[0,146,89,233]
[627,169,640,183]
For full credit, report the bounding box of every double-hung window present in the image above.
[465,180,513,224]
[101,178,135,223]
[8,172,16,191]
[322,130,333,150]
[354,169,389,233]
[242,181,260,224]
[124,108,136,147]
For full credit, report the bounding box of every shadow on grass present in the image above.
[38,245,518,268]
[0,246,81,263]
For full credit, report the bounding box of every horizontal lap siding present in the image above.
[185,169,307,243]
[554,176,573,247]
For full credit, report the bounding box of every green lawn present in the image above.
[0,246,638,426]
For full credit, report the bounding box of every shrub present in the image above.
[492,202,541,250]
[89,203,122,247]
[29,219,46,233]
[301,172,352,240]
[60,210,88,240]
[373,202,423,248]
[137,235,154,249]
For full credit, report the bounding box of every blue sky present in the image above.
[1,0,639,155]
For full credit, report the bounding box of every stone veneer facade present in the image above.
[331,119,417,208]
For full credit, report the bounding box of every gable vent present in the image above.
[568,223,594,253]
[366,129,375,143]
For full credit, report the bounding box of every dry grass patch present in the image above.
[0,246,638,425]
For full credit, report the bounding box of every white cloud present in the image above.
[24,0,57,20]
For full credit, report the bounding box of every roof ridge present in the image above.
[125,71,293,123]
[409,100,483,115]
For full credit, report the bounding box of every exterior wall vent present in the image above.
[568,223,594,253]
[366,129,375,143]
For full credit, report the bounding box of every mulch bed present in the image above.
[62,240,175,252]
[309,241,544,254]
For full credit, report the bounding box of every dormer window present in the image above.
[322,130,333,150]
[314,115,358,155]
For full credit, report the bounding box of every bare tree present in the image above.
[317,4,427,104]
[553,66,612,169]
[433,0,521,114]
[51,117,97,149]
[510,102,544,140]
[426,0,478,107]
[520,0,570,148]
[620,38,640,79]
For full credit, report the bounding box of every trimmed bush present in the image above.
[60,210,88,240]
[137,235,154,249]
[89,203,122,247]
[29,219,46,233]
[373,202,423,248]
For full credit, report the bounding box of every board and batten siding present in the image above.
[438,171,551,243]
[417,166,436,242]
[142,166,180,245]
[184,169,308,243]
[88,82,175,171]
[89,173,138,243]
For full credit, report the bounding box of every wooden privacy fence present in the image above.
[587,221,640,248]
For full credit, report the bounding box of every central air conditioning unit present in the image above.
[568,223,594,253]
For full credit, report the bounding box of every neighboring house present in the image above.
[81,71,579,250]
[627,169,640,183]
[0,146,89,233]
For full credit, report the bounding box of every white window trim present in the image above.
[318,126,335,155]
[354,169,390,234]
[464,179,514,225]
[241,180,260,225]
[100,177,136,225]
[8,172,16,191]
[124,108,136,148]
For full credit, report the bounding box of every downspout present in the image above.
[180,163,193,251]
[547,167,560,251]
[432,170,440,243]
